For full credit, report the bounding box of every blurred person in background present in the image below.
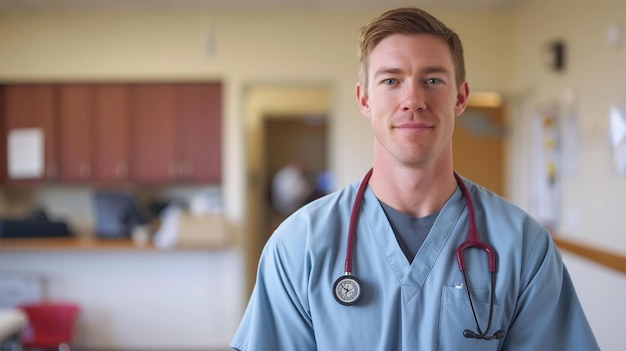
[270,159,314,217]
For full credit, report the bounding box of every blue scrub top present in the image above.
[231,175,599,351]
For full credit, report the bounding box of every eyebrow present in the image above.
[373,65,452,79]
[422,66,452,75]
[372,67,403,79]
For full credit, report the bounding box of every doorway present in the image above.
[263,115,328,240]
[244,85,331,293]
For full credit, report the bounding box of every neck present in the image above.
[368,161,457,218]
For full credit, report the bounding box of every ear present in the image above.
[454,81,470,117]
[356,82,371,117]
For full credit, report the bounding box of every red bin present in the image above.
[18,302,80,351]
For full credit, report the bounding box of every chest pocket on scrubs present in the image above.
[438,285,504,351]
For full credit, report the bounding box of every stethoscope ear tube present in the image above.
[453,172,497,273]
[453,173,504,340]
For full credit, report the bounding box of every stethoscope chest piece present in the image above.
[333,274,362,306]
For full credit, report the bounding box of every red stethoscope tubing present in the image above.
[341,168,503,339]
[453,172,497,273]
[344,168,373,274]
[343,169,497,275]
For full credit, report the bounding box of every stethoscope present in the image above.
[332,168,505,341]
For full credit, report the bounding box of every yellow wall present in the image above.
[509,0,626,252]
[508,2,626,349]
[3,3,626,349]
[0,7,515,225]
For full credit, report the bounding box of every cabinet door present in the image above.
[0,87,5,184]
[130,84,179,183]
[57,84,93,182]
[3,84,58,182]
[179,83,222,183]
[93,84,130,182]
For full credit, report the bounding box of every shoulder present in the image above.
[264,180,360,256]
[459,176,555,258]
[461,177,546,236]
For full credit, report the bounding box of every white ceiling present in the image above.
[0,0,527,12]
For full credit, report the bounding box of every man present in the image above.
[231,7,599,350]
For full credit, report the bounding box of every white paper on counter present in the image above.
[153,204,182,249]
[7,128,44,179]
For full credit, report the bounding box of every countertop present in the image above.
[0,235,231,252]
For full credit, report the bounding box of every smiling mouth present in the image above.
[394,123,432,131]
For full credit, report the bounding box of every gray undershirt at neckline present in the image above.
[379,201,440,263]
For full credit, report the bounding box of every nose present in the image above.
[401,83,426,111]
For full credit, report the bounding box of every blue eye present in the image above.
[426,78,441,85]
[383,78,397,85]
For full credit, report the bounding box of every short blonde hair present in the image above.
[358,7,466,93]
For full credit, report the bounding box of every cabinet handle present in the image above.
[80,162,91,178]
[115,161,128,178]
[184,161,194,177]
[169,162,178,178]
[47,161,58,179]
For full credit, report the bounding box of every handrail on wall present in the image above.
[550,232,626,275]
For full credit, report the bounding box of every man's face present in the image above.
[357,33,469,170]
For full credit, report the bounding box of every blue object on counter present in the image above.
[93,191,147,238]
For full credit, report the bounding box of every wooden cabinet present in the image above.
[3,84,58,183]
[92,84,131,182]
[58,84,132,184]
[179,83,222,183]
[130,84,179,183]
[0,86,5,184]
[131,83,222,184]
[1,82,222,186]
[57,84,93,182]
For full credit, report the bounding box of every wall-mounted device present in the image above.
[544,39,566,72]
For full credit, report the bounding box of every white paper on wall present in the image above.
[530,104,561,228]
[560,92,580,176]
[7,128,44,179]
[610,105,626,176]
